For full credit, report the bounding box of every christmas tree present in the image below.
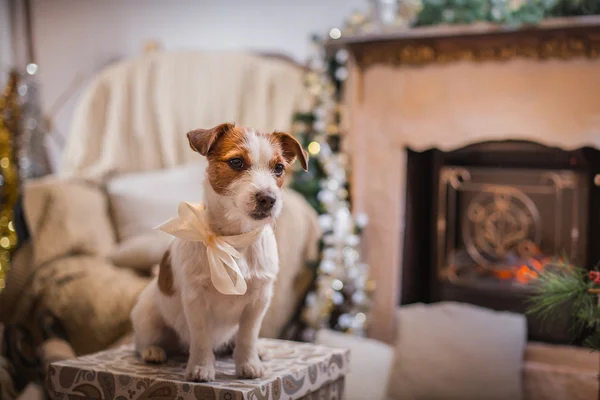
[285,36,372,341]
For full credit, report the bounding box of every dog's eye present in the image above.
[273,163,285,177]
[228,158,244,170]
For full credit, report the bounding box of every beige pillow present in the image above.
[23,177,116,266]
[388,302,526,400]
[106,162,207,242]
[108,231,172,272]
[33,255,150,355]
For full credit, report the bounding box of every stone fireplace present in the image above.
[401,140,600,343]
[335,16,600,342]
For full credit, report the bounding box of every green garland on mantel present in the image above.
[416,0,600,28]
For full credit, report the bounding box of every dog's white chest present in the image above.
[165,226,278,348]
[237,226,279,280]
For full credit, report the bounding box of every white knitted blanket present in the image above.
[59,50,310,181]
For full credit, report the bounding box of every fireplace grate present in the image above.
[437,167,588,291]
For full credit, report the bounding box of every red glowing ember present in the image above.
[493,257,555,284]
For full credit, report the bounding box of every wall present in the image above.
[31,0,366,169]
[0,0,12,73]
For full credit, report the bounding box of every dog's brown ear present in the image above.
[272,131,308,171]
[187,123,235,156]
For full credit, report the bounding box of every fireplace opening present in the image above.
[401,140,600,344]
[438,166,587,290]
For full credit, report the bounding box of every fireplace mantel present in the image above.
[328,16,600,68]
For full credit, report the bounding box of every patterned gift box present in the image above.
[47,339,349,400]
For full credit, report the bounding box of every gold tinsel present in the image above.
[0,72,21,291]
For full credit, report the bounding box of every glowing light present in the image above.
[0,158,9,168]
[355,312,367,324]
[515,265,539,284]
[332,279,344,291]
[355,212,369,228]
[365,280,377,292]
[335,67,348,81]
[492,257,554,284]
[336,49,349,63]
[338,313,352,328]
[531,260,544,271]
[352,291,366,304]
[26,63,38,75]
[0,237,9,249]
[332,291,344,305]
[320,260,335,273]
[329,28,342,39]
[495,270,513,280]
[308,141,321,155]
[7,222,14,232]
[318,214,333,230]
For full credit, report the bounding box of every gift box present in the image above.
[47,339,349,400]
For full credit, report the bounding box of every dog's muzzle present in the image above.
[251,191,276,220]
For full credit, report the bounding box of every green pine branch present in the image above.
[528,263,589,316]
[527,262,600,350]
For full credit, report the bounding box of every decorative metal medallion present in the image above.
[462,186,542,268]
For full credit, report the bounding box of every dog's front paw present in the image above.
[141,345,167,364]
[185,364,216,382]
[236,360,266,379]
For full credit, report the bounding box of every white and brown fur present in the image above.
[130,123,308,382]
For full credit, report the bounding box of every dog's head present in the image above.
[187,123,308,225]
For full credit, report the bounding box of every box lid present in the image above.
[47,339,349,400]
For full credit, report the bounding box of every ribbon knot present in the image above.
[155,202,264,295]
[203,232,215,247]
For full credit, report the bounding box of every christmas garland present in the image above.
[416,0,600,27]
[528,262,600,350]
[341,0,600,35]
[0,66,50,294]
[0,73,22,292]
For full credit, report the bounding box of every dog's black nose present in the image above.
[256,192,276,212]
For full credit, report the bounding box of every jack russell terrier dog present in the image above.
[130,123,308,382]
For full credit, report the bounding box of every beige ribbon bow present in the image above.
[155,202,263,295]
